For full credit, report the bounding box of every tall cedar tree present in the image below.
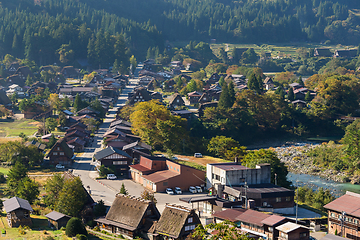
[248,73,261,94]
[287,88,295,101]
[218,83,232,109]
[228,81,235,107]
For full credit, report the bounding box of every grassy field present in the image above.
[210,42,358,58]
[0,119,42,137]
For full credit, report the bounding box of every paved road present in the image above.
[72,77,208,213]
[72,79,136,206]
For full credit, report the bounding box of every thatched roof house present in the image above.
[152,204,201,239]
[96,194,160,238]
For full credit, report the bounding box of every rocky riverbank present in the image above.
[271,143,352,183]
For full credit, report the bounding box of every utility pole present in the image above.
[244,182,248,209]
[296,180,299,224]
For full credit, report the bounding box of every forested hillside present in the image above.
[0,0,359,66]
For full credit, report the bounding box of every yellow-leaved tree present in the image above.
[130,100,188,152]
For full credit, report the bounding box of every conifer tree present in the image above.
[228,81,235,106]
[219,83,232,108]
[287,88,295,101]
[119,183,128,195]
[305,91,312,102]
[297,76,304,86]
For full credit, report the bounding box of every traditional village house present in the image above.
[45,211,71,230]
[334,49,358,58]
[66,137,86,152]
[198,102,218,117]
[64,129,90,144]
[0,89,12,107]
[314,48,333,57]
[4,197,33,227]
[94,146,132,176]
[7,62,20,74]
[110,119,132,129]
[292,100,307,108]
[324,191,360,239]
[168,93,185,109]
[96,194,160,238]
[122,141,152,163]
[61,66,79,78]
[15,66,34,80]
[276,222,310,240]
[187,91,202,104]
[110,125,133,135]
[199,92,211,104]
[151,204,202,240]
[130,155,205,192]
[45,138,74,166]
[128,87,152,105]
[25,140,46,152]
[264,77,275,90]
[171,110,193,122]
[7,74,25,87]
[39,65,56,73]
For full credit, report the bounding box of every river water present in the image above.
[287,172,360,197]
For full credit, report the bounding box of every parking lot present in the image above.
[98,178,208,213]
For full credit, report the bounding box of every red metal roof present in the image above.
[212,209,246,222]
[261,215,286,226]
[324,192,360,218]
[235,209,270,227]
[129,164,151,173]
[142,170,179,183]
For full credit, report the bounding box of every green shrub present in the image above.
[87,220,96,228]
[1,229,5,234]
[93,226,100,232]
[65,217,87,237]
[60,226,66,231]
[0,173,6,183]
[76,234,88,240]
[45,237,54,240]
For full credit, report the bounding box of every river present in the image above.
[287,172,360,197]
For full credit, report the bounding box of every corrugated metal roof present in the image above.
[45,211,70,221]
[261,215,286,226]
[275,222,306,233]
[235,209,269,227]
[212,209,246,222]
[320,234,348,240]
[211,163,249,171]
[324,191,360,218]
[4,197,33,213]
[142,170,178,183]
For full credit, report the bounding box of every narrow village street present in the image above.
[72,77,208,213]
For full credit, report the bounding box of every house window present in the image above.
[177,99,179,103]
[57,147,60,150]
[185,225,196,231]
[53,152,58,156]
[24,211,29,219]
[163,182,168,186]
[188,217,193,223]
[60,152,64,155]
[113,161,127,165]
[300,232,307,237]
[239,178,245,183]
[355,219,359,224]
[140,96,142,99]
[276,197,281,202]
[146,210,152,216]
[331,213,335,218]
[136,96,139,98]
[286,197,291,201]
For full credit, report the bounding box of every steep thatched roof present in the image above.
[105,194,159,231]
[155,204,199,239]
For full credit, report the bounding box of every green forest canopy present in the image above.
[0,0,359,67]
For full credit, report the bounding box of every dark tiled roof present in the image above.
[4,196,33,213]
[94,146,131,160]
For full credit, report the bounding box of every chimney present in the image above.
[235,157,241,165]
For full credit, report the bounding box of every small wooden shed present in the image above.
[45,211,71,230]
